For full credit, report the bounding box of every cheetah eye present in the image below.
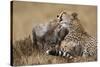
[57,15,59,18]
[65,46,67,47]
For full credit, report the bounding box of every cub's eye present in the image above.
[57,15,59,18]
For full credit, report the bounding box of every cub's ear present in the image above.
[71,12,78,19]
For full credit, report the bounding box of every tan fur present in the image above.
[59,12,97,62]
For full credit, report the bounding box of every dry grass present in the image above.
[12,35,97,66]
[12,35,68,66]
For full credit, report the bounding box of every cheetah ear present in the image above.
[71,12,78,19]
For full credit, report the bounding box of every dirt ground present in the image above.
[12,1,97,42]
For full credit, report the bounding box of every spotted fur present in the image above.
[46,11,97,61]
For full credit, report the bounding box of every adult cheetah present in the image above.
[46,11,97,62]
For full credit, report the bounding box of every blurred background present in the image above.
[12,1,97,42]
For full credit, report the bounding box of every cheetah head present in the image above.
[57,11,78,23]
